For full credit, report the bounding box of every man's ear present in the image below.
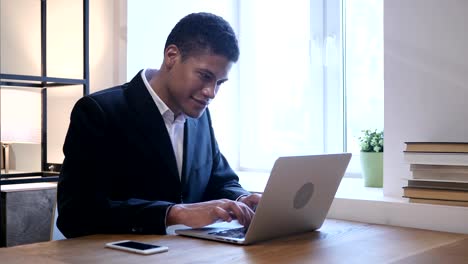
[164,45,180,69]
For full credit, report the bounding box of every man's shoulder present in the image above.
[87,70,144,102]
[89,85,125,101]
[72,84,129,116]
[72,85,125,112]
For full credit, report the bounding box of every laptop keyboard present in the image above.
[208,227,246,239]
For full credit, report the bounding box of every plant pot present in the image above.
[360,151,383,188]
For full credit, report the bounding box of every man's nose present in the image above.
[202,85,217,99]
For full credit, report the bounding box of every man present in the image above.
[57,12,260,238]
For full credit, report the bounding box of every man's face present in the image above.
[164,47,233,118]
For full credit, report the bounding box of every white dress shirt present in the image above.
[142,69,186,179]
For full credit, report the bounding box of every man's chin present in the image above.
[185,108,206,119]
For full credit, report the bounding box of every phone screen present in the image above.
[113,241,162,250]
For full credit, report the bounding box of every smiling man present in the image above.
[57,12,260,238]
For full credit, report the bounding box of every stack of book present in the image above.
[403,142,468,207]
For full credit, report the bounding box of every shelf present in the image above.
[1,182,57,192]
[0,176,59,185]
[0,0,89,186]
[0,170,59,185]
[0,73,86,88]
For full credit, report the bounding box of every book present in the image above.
[404,142,468,153]
[408,198,468,207]
[403,187,468,201]
[403,152,468,166]
[407,179,468,191]
[410,170,468,181]
[408,164,468,181]
[410,164,468,173]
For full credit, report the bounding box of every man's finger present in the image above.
[212,206,233,223]
[227,202,254,227]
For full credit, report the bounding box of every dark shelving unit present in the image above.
[0,0,89,184]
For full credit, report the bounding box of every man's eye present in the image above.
[199,72,211,81]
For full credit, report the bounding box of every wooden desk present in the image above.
[0,219,467,264]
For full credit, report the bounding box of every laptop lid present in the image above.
[175,153,352,245]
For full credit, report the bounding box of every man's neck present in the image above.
[147,68,182,117]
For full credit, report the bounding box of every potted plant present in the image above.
[358,129,384,187]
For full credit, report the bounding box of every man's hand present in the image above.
[238,193,262,211]
[167,199,255,228]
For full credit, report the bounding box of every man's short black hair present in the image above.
[165,12,239,62]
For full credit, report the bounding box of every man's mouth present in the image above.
[192,97,210,107]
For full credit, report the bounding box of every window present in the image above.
[224,0,345,171]
[343,0,384,175]
[127,0,384,176]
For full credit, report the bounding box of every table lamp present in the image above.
[1,88,41,173]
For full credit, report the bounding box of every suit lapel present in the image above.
[124,71,180,182]
[181,118,198,187]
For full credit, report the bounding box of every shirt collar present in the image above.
[141,69,186,124]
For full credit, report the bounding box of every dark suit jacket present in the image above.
[57,70,249,238]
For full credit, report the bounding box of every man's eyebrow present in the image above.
[217,78,228,84]
[198,68,215,78]
[199,68,228,83]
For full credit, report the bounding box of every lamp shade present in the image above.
[1,88,41,144]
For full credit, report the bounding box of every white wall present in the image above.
[384,0,468,197]
[47,0,127,164]
[1,0,42,171]
[1,0,127,169]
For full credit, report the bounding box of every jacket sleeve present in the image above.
[57,96,173,238]
[202,110,251,201]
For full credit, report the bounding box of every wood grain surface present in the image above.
[0,219,466,264]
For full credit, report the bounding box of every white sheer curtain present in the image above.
[344,0,384,153]
[234,0,343,171]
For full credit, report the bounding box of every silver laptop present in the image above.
[175,153,351,245]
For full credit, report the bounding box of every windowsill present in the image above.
[237,170,468,234]
[236,170,403,203]
[236,171,269,193]
[334,178,404,203]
